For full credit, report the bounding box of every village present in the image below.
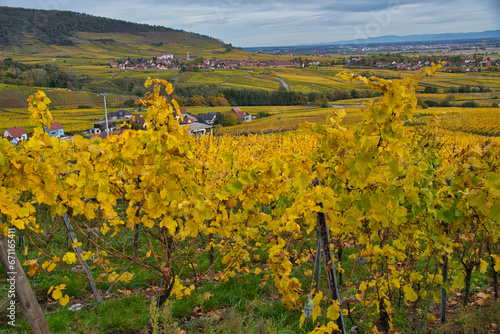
[110,51,500,72]
[110,52,304,70]
[345,56,500,71]
[1,106,252,145]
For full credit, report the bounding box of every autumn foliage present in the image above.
[1,67,499,333]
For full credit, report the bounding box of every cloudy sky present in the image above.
[1,0,499,47]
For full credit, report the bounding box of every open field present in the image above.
[2,50,499,111]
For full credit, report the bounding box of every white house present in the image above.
[3,127,28,142]
[89,121,118,134]
[158,52,174,61]
[182,122,213,137]
[108,110,133,120]
[197,111,217,125]
[43,122,64,138]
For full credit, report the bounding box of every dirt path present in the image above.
[273,76,290,92]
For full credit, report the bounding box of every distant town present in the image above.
[244,39,500,56]
[344,56,500,72]
[110,51,304,70]
[111,47,500,72]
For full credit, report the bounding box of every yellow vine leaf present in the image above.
[453,271,465,290]
[23,259,38,266]
[326,300,340,320]
[479,259,489,274]
[299,314,306,328]
[492,255,500,272]
[62,252,77,265]
[59,295,70,306]
[49,284,69,306]
[52,289,62,301]
[42,260,57,272]
[312,291,323,321]
[403,285,418,302]
[108,272,119,282]
[120,271,134,283]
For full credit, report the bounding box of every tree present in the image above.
[189,95,207,106]
[171,94,187,107]
[4,70,16,79]
[124,99,136,108]
[459,85,471,93]
[211,94,229,107]
[462,101,479,108]
[222,110,238,126]
[350,89,360,99]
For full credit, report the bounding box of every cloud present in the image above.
[1,0,498,47]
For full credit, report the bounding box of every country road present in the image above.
[273,76,290,92]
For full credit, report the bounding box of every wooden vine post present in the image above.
[63,212,102,304]
[0,230,51,334]
[317,206,346,334]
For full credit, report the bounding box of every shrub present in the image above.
[458,85,471,93]
[462,101,479,108]
[124,99,136,108]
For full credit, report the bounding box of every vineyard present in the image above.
[176,71,280,91]
[0,92,28,109]
[1,67,500,334]
[424,107,500,137]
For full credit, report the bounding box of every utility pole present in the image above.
[97,93,110,134]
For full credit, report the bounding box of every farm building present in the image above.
[43,122,65,138]
[3,126,28,142]
[231,107,252,122]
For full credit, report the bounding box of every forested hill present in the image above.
[0,6,227,48]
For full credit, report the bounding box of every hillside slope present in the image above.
[0,7,230,56]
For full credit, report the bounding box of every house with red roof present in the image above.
[3,127,28,142]
[130,114,146,128]
[231,107,252,122]
[43,122,64,138]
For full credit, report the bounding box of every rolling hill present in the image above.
[0,6,233,58]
